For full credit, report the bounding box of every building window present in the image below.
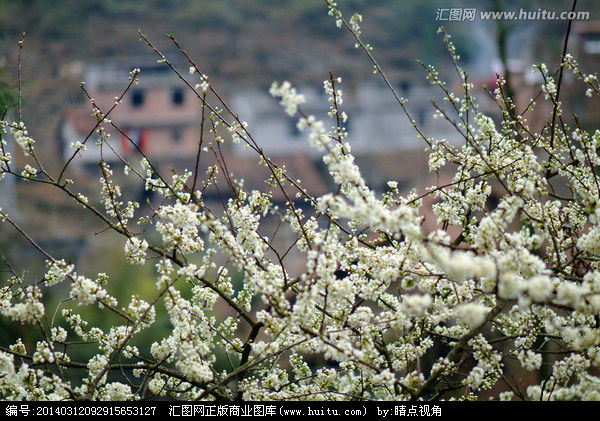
[415,108,426,127]
[172,88,184,105]
[399,80,410,95]
[131,89,145,107]
[172,128,182,142]
[289,118,301,137]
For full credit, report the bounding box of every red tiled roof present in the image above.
[159,153,330,202]
[64,107,109,135]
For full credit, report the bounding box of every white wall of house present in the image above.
[229,82,463,157]
[60,120,120,164]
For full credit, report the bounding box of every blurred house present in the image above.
[62,58,464,164]
[230,81,463,157]
[575,21,600,55]
[164,153,330,206]
[60,57,472,206]
[574,21,600,127]
[61,57,205,168]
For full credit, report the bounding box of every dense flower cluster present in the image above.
[269,81,305,116]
